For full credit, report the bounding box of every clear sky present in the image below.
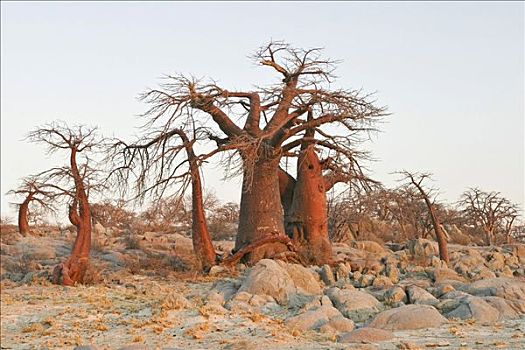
[1,2,524,220]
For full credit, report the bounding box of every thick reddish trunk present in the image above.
[236,157,288,264]
[53,149,92,286]
[18,194,33,236]
[287,146,332,265]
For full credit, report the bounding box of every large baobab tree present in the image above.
[7,177,57,236]
[398,171,449,264]
[459,188,520,246]
[27,122,101,286]
[120,41,386,264]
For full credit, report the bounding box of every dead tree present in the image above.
[127,41,386,264]
[110,128,217,271]
[27,122,101,286]
[398,171,449,264]
[7,177,57,236]
[459,188,520,246]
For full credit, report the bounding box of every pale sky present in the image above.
[1,2,524,220]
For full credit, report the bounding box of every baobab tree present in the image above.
[27,122,101,286]
[397,171,449,264]
[110,128,217,271]
[124,41,386,264]
[459,188,520,246]
[7,177,57,236]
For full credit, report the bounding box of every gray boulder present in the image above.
[326,287,382,322]
[368,304,448,330]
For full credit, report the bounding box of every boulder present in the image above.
[445,296,499,323]
[319,316,356,334]
[279,261,322,295]
[368,305,448,330]
[483,296,525,319]
[464,277,525,301]
[406,285,438,306]
[351,241,387,255]
[238,259,296,305]
[372,276,393,289]
[407,239,438,261]
[326,287,382,322]
[337,327,394,343]
[384,286,407,306]
[320,264,336,286]
[286,304,346,331]
[485,251,505,270]
[431,267,465,282]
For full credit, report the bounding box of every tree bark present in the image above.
[278,167,296,236]
[286,146,332,265]
[411,182,450,264]
[179,132,217,272]
[235,157,288,264]
[53,149,92,286]
[18,193,34,236]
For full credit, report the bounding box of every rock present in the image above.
[372,276,393,289]
[503,243,525,263]
[279,262,322,295]
[351,241,386,255]
[434,284,455,298]
[483,296,525,319]
[212,279,240,302]
[319,316,355,334]
[384,286,407,305]
[431,267,465,282]
[407,239,438,261]
[74,346,99,350]
[485,252,505,270]
[445,296,500,323]
[406,285,438,306]
[385,264,400,284]
[335,262,352,283]
[338,327,394,343]
[356,274,375,288]
[326,287,382,322]
[470,266,497,280]
[498,266,514,278]
[222,341,257,350]
[464,277,525,301]
[369,305,448,330]
[320,264,336,286]
[238,259,295,305]
[209,265,227,276]
[286,304,344,331]
[101,252,126,266]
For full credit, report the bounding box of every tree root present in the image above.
[221,233,295,267]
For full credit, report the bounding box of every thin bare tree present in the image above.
[7,177,58,235]
[27,122,102,286]
[459,188,520,245]
[397,171,449,264]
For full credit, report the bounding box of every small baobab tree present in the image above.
[110,127,217,271]
[7,177,58,236]
[459,188,520,246]
[27,122,102,286]
[397,171,449,264]
[128,41,386,264]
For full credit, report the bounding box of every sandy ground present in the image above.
[1,277,524,350]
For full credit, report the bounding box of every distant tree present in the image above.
[397,171,449,264]
[27,122,103,286]
[7,176,58,235]
[459,188,520,245]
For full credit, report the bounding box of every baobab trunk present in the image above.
[18,193,34,236]
[278,167,296,229]
[286,146,332,265]
[179,131,216,271]
[411,182,450,264]
[235,157,288,264]
[53,149,92,286]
